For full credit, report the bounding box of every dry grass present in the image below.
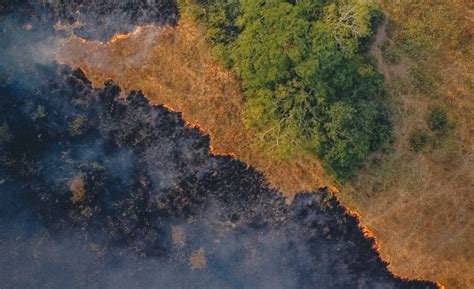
[57,15,328,196]
[189,248,206,270]
[69,175,86,203]
[57,5,474,288]
[339,1,474,288]
[171,225,186,248]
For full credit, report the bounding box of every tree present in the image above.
[428,106,452,133]
[191,0,389,180]
[323,1,372,54]
[320,102,370,180]
[409,130,431,153]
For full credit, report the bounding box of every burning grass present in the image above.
[57,15,328,196]
[56,4,473,288]
[1,62,439,288]
[341,1,474,288]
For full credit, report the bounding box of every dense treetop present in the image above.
[188,0,390,180]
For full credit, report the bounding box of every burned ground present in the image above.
[0,1,441,288]
[0,0,178,40]
[47,0,178,40]
[0,63,439,288]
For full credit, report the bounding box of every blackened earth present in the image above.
[0,1,438,288]
[0,0,178,40]
[0,64,438,289]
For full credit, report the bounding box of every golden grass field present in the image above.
[344,2,473,288]
[57,2,473,287]
[57,17,329,195]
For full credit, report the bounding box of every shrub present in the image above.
[189,248,207,270]
[68,115,87,136]
[69,176,86,203]
[382,41,400,64]
[32,105,47,121]
[409,130,430,152]
[358,8,385,52]
[0,122,11,144]
[428,106,452,133]
[409,67,439,95]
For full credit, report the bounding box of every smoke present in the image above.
[0,0,178,71]
[0,10,58,76]
[44,0,178,41]
[0,64,439,288]
[0,2,439,289]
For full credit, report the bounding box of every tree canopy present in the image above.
[192,0,389,181]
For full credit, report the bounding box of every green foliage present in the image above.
[407,107,453,154]
[358,7,385,52]
[191,0,390,181]
[397,25,434,59]
[409,130,431,153]
[194,0,241,67]
[381,41,400,64]
[428,106,453,133]
[409,66,440,95]
[388,1,466,60]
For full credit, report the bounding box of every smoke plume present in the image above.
[0,1,439,288]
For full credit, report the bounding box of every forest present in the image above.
[188,0,390,180]
[2,0,471,288]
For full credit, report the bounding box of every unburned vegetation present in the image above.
[187,0,390,181]
[344,1,474,288]
[0,61,439,288]
[57,0,473,288]
[57,10,329,194]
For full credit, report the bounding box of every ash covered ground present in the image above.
[0,63,439,289]
[0,1,439,288]
[0,0,178,40]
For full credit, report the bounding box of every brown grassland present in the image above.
[57,17,329,195]
[342,1,473,288]
[57,1,473,287]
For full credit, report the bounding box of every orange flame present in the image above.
[341,202,445,289]
[57,26,447,288]
[110,33,130,43]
